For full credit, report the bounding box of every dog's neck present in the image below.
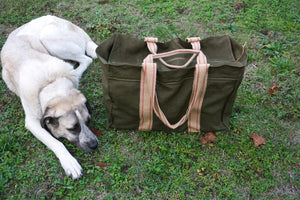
[39,77,78,113]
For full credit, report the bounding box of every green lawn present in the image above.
[0,0,299,199]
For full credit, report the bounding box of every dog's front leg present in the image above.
[25,117,83,179]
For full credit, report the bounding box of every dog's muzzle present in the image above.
[77,124,99,153]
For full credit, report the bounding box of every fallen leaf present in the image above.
[92,128,102,137]
[96,162,108,169]
[268,85,281,95]
[200,137,208,144]
[205,132,216,143]
[200,132,216,144]
[98,1,109,4]
[220,21,227,27]
[250,133,266,147]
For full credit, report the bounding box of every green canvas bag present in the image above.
[96,34,247,132]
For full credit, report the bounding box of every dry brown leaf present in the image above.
[268,85,281,95]
[92,128,102,137]
[220,21,227,27]
[200,137,208,144]
[96,162,108,169]
[250,133,266,147]
[200,132,216,144]
[98,1,109,4]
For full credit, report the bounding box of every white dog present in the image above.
[1,15,99,179]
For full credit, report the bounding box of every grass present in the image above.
[0,0,299,199]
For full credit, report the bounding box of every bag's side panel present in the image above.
[198,36,246,131]
[200,64,245,131]
[221,67,245,128]
[97,34,146,129]
[101,64,114,128]
[106,66,141,129]
[109,78,140,129]
[201,77,239,131]
[96,36,117,128]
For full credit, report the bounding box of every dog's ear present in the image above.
[41,107,59,130]
[41,116,59,129]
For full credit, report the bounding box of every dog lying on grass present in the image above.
[1,15,99,179]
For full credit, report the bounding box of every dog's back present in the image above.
[1,15,97,96]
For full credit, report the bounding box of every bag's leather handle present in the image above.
[139,37,209,132]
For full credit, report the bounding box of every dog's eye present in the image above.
[67,123,81,133]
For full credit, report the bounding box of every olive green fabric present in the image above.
[96,34,247,132]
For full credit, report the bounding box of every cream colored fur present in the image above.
[1,15,99,179]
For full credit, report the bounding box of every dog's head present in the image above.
[41,90,98,152]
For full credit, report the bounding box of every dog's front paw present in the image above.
[59,155,83,179]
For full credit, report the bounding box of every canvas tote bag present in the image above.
[96,34,247,132]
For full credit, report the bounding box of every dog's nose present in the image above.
[88,140,98,150]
